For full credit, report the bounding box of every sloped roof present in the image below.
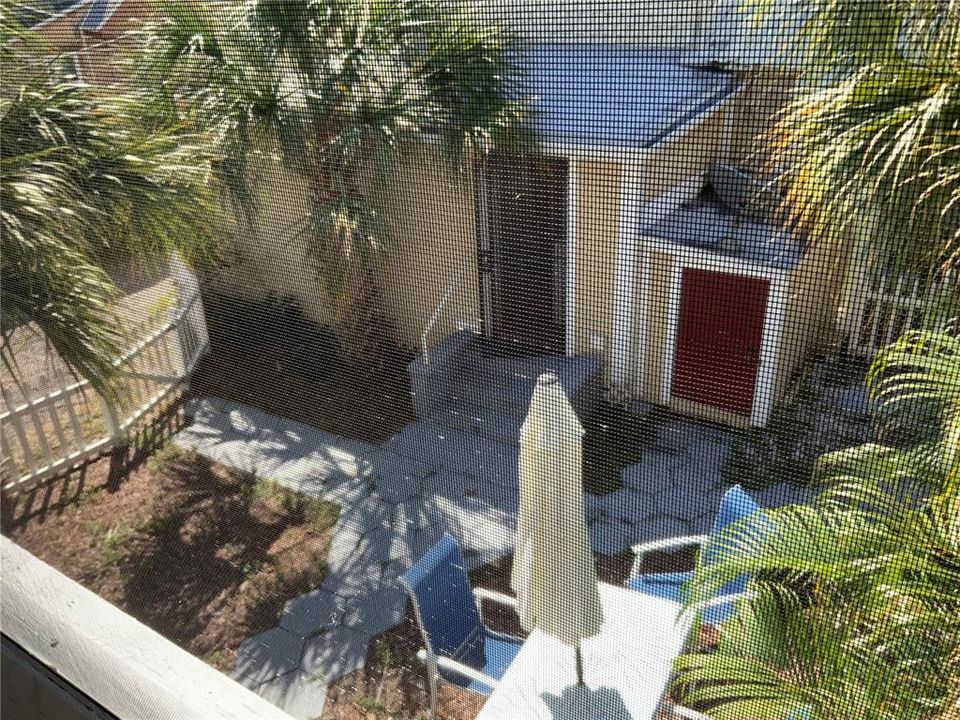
[17,0,125,31]
[17,0,89,27]
[79,0,123,32]
[523,44,736,149]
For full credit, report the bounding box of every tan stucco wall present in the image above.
[207,145,478,351]
[774,240,846,397]
[727,69,798,174]
[572,160,621,358]
[202,149,325,322]
[636,100,735,203]
[376,150,480,349]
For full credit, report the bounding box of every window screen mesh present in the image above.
[2,2,958,719]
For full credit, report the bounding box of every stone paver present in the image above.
[589,519,628,556]
[231,627,305,688]
[279,589,339,638]
[178,392,814,717]
[620,450,679,494]
[300,626,369,682]
[626,514,690,546]
[254,670,329,720]
[343,586,408,637]
[602,488,657,525]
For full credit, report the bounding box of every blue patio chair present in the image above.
[626,484,769,625]
[400,534,523,720]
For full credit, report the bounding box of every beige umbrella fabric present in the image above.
[511,373,603,681]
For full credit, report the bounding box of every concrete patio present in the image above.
[175,382,809,718]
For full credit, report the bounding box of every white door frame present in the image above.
[655,241,789,426]
[564,158,579,356]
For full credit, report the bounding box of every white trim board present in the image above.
[656,246,788,427]
[609,163,644,397]
[1,537,292,720]
[565,158,579,356]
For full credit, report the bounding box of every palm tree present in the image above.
[673,325,960,719]
[136,0,528,361]
[1,7,219,401]
[753,0,960,281]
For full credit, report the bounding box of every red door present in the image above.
[671,269,769,415]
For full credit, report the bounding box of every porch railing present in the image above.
[421,255,473,366]
[0,255,210,493]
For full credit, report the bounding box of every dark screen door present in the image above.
[671,268,769,415]
[479,155,568,355]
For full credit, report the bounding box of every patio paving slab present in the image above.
[589,519,629,556]
[254,670,329,720]
[626,514,690,546]
[279,589,339,638]
[602,488,658,525]
[373,463,428,504]
[621,450,681,494]
[178,399,375,496]
[300,626,369,682]
[321,559,385,600]
[343,586,409,637]
[231,627,305,687]
[179,395,782,718]
[655,483,723,524]
[755,481,812,508]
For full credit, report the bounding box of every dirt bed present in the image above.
[1,441,340,672]
[189,293,416,444]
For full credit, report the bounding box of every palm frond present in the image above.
[2,51,219,397]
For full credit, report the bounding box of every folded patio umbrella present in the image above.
[511,373,603,686]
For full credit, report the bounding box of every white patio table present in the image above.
[475,581,685,720]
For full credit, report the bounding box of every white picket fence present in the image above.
[0,256,210,493]
[842,267,958,358]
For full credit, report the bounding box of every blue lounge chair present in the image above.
[626,485,768,625]
[400,534,523,720]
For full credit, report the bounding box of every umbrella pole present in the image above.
[575,642,585,686]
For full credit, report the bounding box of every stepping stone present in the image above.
[326,526,365,573]
[321,560,384,601]
[756,481,811,509]
[627,400,654,418]
[380,422,445,470]
[828,384,868,417]
[279,589,338,638]
[676,435,733,472]
[422,469,482,501]
[656,484,721,525]
[361,525,427,565]
[301,626,369,682]
[621,451,680,494]
[321,477,369,508]
[589,520,628,556]
[583,492,607,522]
[232,627,305,687]
[374,464,427,504]
[394,499,433,531]
[627,514,690,547]
[335,496,395,535]
[670,457,727,493]
[477,480,519,515]
[380,560,409,590]
[343,586,408,637]
[254,670,329,720]
[602,488,657,525]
